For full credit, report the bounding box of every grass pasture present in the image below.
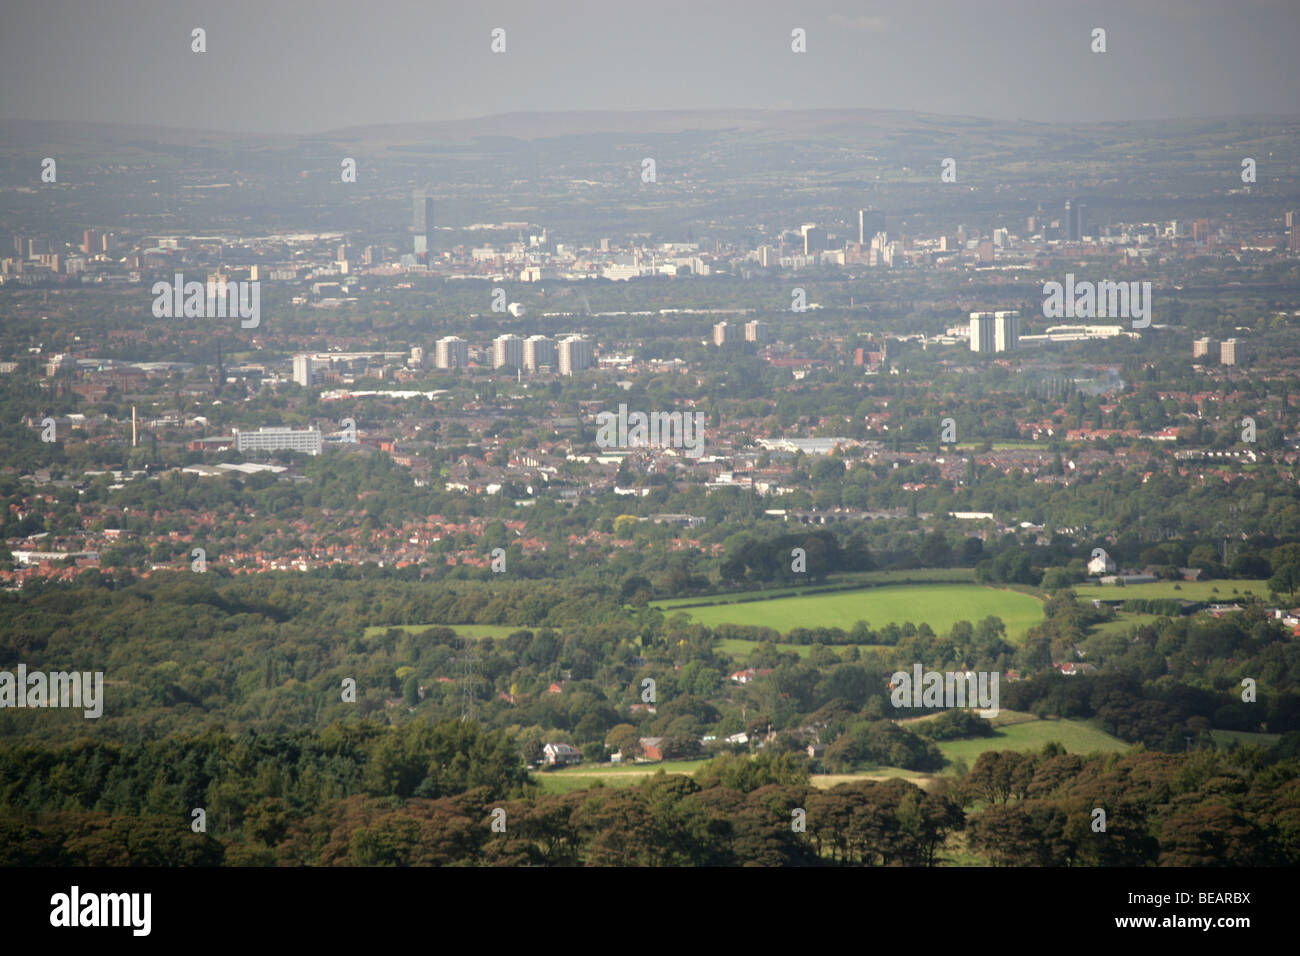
[810,768,933,788]
[534,760,708,793]
[1076,579,1270,602]
[1208,729,1282,749]
[1087,614,1165,638]
[652,568,977,611]
[676,584,1043,640]
[935,715,1130,765]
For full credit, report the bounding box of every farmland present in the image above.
[1075,579,1270,602]
[670,583,1044,639]
[652,568,977,611]
[935,715,1131,764]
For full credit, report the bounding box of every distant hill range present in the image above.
[4,109,1297,154]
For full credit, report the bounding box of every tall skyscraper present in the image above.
[1288,210,1300,252]
[414,191,435,255]
[969,312,996,353]
[994,311,1020,352]
[858,209,883,244]
[1064,199,1084,241]
[801,224,827,255]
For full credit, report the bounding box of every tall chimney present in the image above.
[132,406,137,447]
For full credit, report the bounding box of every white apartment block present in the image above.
[493,334,524,369]
[435,336,469,369]
[558,335,592,375]
[234,426,323,456]
[524,335,556,371]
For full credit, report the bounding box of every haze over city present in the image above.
[1,0,1298,133]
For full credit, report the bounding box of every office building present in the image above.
[557,335,592,375]
[994,311,1020,353]
[801,224,827,255]
[292,354,314,387]
[744,320,769,343]
[414,191,435,255]
[969,312,997,353]
[524,335,556,371]
[435,336,468,369]
[1220,339,1237,366]
[234,426,323,456]
[858,209,884,244]
[1064,199,1085,241]
[493,334,524,369]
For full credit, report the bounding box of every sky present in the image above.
[1,0,1298,134]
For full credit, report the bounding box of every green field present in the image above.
[1077,579,1269,602]
[935,715,1130,764]
[362,623,551,639]
[810,768,933,788]
[1208,729,1282,749]
[534,760,708,793]
[653,568,976,611]
[674,584,1043,640]
[1087,614,1165,637]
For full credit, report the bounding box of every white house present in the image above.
[1087,551,1117,575]
[542,742,582,767]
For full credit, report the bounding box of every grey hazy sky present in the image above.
[2,0,1297,134]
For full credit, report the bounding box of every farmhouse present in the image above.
[1087,551,1117,575]
[542,742,582,766]
[639,737,665,761]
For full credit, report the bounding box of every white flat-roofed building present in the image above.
[234,426,323,456]
[292,353,314,387]
[969,312,996,353]
[994,310,1020,352]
